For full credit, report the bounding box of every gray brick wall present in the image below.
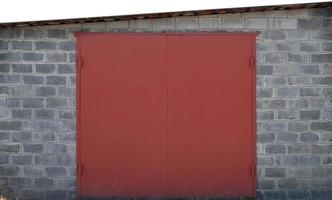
[0,7,331,200]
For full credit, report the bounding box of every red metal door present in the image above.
[167,34,256,197]
[77,33,256,198]
[77,34,168,197]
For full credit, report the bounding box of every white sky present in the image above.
[0,0,329,23]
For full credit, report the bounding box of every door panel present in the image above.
[78,34,167,197]
[77,33,256,198]
[167,35,255,197]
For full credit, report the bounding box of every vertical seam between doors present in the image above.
[165,33,169,198]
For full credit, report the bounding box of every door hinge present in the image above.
[250,164,256,176]
[250,56,255,69]
[77,56,83,70]
[77,163,83,176]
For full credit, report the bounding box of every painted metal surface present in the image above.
[76,33,256,198]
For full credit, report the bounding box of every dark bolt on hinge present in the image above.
[77,56,83,69]
[250,56,255,69]
[250,164,256,176]
[77,163,83,176]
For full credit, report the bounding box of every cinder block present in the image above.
[35,87,57,97]
[257,133,275,144]
[265,144,286,154]
[35,109,55,119]
[152,18,175,30]
[287,30,308,40]
[0,155,9,164]
[287,144,311,153]
[286,99,308,109]
[24,29,45,39]
[264,76,286,87]
[323,42,332,52]
[58,87,75,97]
[222,18,244,29]
[22,98,43,108]
[0,64,10,72]
[58,41,75,51]
[311,122,332,131]
[199,18,221,29]
[300,110,320,120]
[265,53,287,64]
[277,110,298,120]
[0,121,22,131]
[46,53,67,62]
[310,8,332,17]
[12,64,33,73]
[45,190,66,200]
[23,166,44,176]
[55,178,75,188]
[23,144,43,153]
[298,18,323,29]
[262,99,286,109]
[300,88,321,97]
[247,18,269,29]
[12,41,32,51]
[265,168,286,177]
[275,18,297,29]
[258,179,275,189]
[257,111,274,121]
[46,98,68,108]
[47,29,67,39]
[298,155,320,166]
[264,30,286,40]
[35,177,54,188]
[286,167,310,177]
[46,76,67,85]
[257,65,273,75]
[277,133,298,143]
[257,87,273,98]
[176,17,199,30]
[12,155,32,165]
[288,76,310,86]
[323,88,332,97]
[300,42,320,52]
[129,19,152,29]
[58,64,75,73]
[35,41,57,50]
[0,29,21,38]
[276,88,299,97]
[0,166,20,176]
[279,178,299,189]
[0,41,9,50]
[45,144,66,154]
[288,121,309,132]
[311,167,332,177]
[300,64,320,75]
[46,166,66,176]
[35,64,56,73]
[9,178,31,188]
[12,132,32,142]
[22,53,44,61]
[35,154,57,165]
[288,53,309,64]
[0,52,22,61]
[300,132,319,143]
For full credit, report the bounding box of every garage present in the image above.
[76,33,256,198]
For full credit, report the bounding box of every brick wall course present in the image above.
[0,7,331,200]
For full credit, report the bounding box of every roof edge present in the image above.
[1,1,331,28]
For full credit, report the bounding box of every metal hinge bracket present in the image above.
[77,56,83,70]
[77,163,83,176]
[250,164,256,176]
[250,56,255,69]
